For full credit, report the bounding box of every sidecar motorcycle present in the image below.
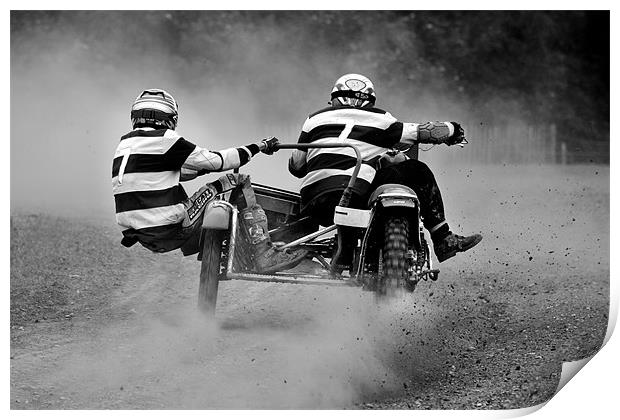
[195,142,447,315]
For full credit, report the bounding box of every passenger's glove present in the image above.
[445,122,466,146]
[259,137,280,155]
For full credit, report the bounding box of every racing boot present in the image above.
[240,205,308,274]
[433,232,483,263]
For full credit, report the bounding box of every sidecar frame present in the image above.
[198,142,366,288]
[198,142,432,289]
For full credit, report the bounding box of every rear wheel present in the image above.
[198,229,225,316]
[378,216,409,297]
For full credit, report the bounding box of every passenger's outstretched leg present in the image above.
[231,175,308,274]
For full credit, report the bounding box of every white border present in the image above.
[5,3,617,420]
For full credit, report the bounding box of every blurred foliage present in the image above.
[11,10,609,162]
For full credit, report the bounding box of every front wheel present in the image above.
[378,216,409,297]
[198,229,225,315]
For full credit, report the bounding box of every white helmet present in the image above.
[131,88,179,130]
[330,73,376,108]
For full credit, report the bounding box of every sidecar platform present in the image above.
[220,200,355,286]
[226,272,358,287]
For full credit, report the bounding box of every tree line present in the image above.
[11,11,609,162]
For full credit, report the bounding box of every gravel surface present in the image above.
[10,164,608,409]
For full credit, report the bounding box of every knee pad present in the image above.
[183,185,217,227]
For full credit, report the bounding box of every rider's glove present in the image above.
[259,137,280,155]
[377,150,409,169]
[445,122,466,146]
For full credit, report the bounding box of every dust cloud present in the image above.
[12,161,610,408]
[48,281,444,408]
[10,11,493,221]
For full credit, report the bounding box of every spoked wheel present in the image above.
[198,229,225,316]
[377,216,409,298]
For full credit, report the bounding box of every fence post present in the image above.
[549,123,557,164]
[560,142,567,165]
[527,125,534,164]
[539,125,546,164]
[533,125,540,164]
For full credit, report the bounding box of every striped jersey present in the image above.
[288,105,419,210]
[112,127,256,250]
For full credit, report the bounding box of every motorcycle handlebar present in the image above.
[271,139,465,206]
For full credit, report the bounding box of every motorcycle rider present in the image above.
[288,74,482,263]
[112,88,307,273]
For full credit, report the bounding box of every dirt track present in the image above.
[10,165,609,409]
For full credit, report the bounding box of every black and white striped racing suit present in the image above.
[112,126,260,252]
[288,104,453,237]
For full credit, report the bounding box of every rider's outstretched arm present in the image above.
[181,137,278,177]
[399,121,465,146]
[182,143,262,174]
[179,137,279,182]
[399,121,453,145]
